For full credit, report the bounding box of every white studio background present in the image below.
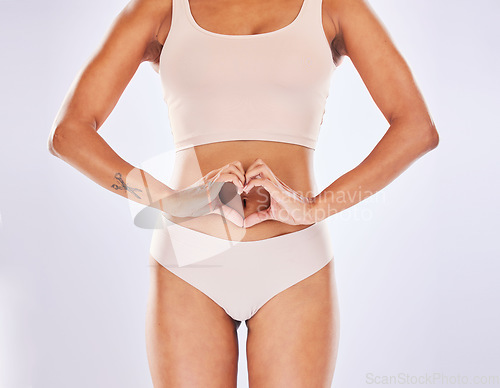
[0,0,498,387]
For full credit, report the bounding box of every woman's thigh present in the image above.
[145,255,240,388]
[245,260,340,388]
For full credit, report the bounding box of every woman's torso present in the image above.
[150,0,343,241]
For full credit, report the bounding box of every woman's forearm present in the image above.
[311,117,439,222]
[48,122,174,211]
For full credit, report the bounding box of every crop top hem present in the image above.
[173,131,317,152]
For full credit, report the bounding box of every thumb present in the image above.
[244,210,272,228]
[220,205,244,228]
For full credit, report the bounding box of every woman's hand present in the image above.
[161,161,246,227]
[197,180,246,227]
[242,159,317,228]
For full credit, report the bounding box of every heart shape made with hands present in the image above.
[208,159,317,228]
[132,179,267,230]
[217,179,271,225]
[134,159,316,229]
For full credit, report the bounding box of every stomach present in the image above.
[164,140,318,242]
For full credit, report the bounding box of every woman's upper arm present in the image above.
[331,0,435,128]
[53,0,170,132]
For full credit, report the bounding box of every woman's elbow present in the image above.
[47,125,74,157]
[47,126,63,156]
[406,116,439,152]
[424,124,440,151]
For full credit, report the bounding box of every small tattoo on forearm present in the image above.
[111,172,143,199]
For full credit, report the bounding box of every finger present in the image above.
[211,169,241,186]
[208,201,244,227]
[190,195,242,223]
[220,204,244,227]
[246,158,265,172]
[194,180,243,218]
[243,177,281,198]
[245,165,276,186]
[215,173,245,189]
[244,209,273,228]
[227,160,245,178]
[222,187,244,217]
[203,168,220,183]
[221,164,245,187]
[203,161,240,186]
[244,159,265,183]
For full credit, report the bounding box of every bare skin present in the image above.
[48,0,438,386]
[146,254,241,387]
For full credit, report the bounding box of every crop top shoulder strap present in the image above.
[159,0,337,152]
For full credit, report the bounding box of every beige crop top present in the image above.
[158,0,336,151]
